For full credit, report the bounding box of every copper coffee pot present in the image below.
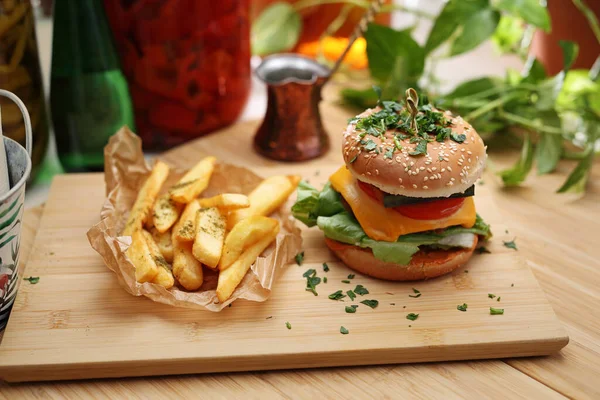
[253,54,330,162]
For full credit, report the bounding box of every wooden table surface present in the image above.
[1,97,599,399]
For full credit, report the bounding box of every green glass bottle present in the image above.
[50,0,135,172]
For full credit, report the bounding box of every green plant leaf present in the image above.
[499,135,534,186]
[424,0,489,54]
[534,42,579,110]
[521,57,547,84]
[495,0,551,32]
[440,77,502,101]
[251,2,301,56]
[557,149,595,193]
[365,23,425,85]
[492,14,525,54]
[536,133,563,174]
[340,87,379,109]
[450,8,500,56]
[559,40,579,70]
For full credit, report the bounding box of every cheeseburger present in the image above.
[292,90,492,281]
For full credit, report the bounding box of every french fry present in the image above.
[172,240,204,291]
[227,175,300,229]
[198,193,250,210]
[172,210,204,291]
[216,225,280,303]
[126,230,159,283]
[175,200,201,242]
[192,207,226,268]
[153,193,183,233]
[122,161,170,236]
[169,156,216,204]
[141,230,174,289]
[150,227,174,263]
[219,216,279,271]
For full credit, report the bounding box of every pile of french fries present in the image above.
[122,156,300,302]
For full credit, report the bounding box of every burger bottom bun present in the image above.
[324,236,478,281]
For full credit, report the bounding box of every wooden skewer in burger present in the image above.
[292,89,492,281]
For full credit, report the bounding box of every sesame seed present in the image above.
[468,158,472,163]
[427,168,432,173]
[375,169,379,175]
[424,177,429,181]
[441,168,446,172]
[400,185,405,189]
[447,182,454,186]
[395,156,402,162]
[423,186,429,189]
[412,184,417,189]
[410,162,414,167]
[420,167,425,171]
[402,163,407,167]
[367,172,371,176]
[451,177,456,181]
[461,148,466,152]
[425,161,431,165]
[398,178,403,183]
[432,167,437,171]
[364,154,369,158]
[447,166,452,171]
[467,151,472,155]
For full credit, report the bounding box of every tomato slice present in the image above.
[356,179,383,202]
[357,179,464,220]
[392,197,465,220]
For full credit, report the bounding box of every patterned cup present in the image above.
[0,89,32,330]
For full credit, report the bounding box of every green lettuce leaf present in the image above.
[291,181,344,227]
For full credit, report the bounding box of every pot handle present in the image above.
[0,89,32,158]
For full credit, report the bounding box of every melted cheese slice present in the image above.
[329,167,476,242]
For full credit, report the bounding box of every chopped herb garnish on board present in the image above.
[490,307,504,315]
[345,305,358,313]
[488,293,496,299]
[497,296,501,302]
[266,316,273,319]
[406,313,419,321]
[285,322,292,329]
[390,303,396,306]
[302,269,316,278]
[323,277,328,283]
[409,288,421,298]
[340,326,349,334]
[347,274,355,279]
[457,303,468,312]
[322,263,330,272]
[295,251,304,265]
[503,239,518,250]
[341,280,351,284]
[23,276,39,284]
[354,285,369,295]
[305,275,321,296]
[347,290,356,301]
[360,300,379,309]
[329,290,346,300]
[476,247,491,254]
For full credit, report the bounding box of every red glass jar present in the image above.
[104,0,251,150]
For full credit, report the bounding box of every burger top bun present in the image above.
[343,107,487,198]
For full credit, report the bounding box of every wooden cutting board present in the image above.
[0,162,567,382]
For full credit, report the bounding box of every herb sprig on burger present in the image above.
[292,90,492,281]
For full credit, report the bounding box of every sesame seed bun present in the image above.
[324,236,478,281]
[343,108,487,198]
